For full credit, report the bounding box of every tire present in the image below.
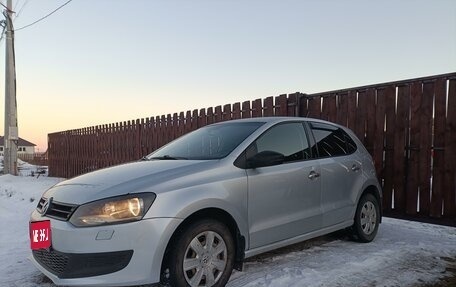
[168,219,235,287]
[352,193,380,243]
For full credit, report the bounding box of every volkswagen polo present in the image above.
[29,117,382,287]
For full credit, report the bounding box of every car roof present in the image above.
[210,116,345,128]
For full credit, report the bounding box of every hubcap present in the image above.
[183,231,227,287]
[360,201,377,235]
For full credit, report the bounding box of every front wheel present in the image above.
[351,193,380,242]
[168,219,235,287]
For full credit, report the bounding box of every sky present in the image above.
[0,0,455,151]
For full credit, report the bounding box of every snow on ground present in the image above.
[0,167,455,287]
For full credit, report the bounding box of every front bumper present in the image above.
[30,209,182,286]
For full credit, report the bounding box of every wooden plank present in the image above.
[191,109,198,130]
[198,109,206,128]
[444,79,456,217]
[275,94,287,116]
[393,84,410,212]
[184,111,192,134]
[214,106,222,122]
[336,93,348,126]
[418,82,434,215]
[252,99,262,118]
[321,95,331,121]
[326,95,337,123]
[406,81,422,215]
[347,90,357,131]
[232,102,241,119]
[383,86,396,212]
[242,101,251,118]
[287,93,299,117]
[431,78,446,217]
[373,88,386,206]
[364,89,376,155]
[298,94,308,117]
[178,112,185,138]
[355,90,367,144]
[160,115,167,149]
[172,113,178,141]
[206,108,214,125]
[222,104,231,121]
[307,96,321,118]
[263,96,274,116]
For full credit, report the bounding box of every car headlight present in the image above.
[69,193,156,227]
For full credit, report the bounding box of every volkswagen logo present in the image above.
[41,197,52,216]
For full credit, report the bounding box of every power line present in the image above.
[14,0,73,31]
[15,0,30,20]
[0,1,13,12]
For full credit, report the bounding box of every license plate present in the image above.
[30,221,51,250]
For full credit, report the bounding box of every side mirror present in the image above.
[246,151,285,169]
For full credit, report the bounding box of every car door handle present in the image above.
[308,171,320,180]
[351,164,360,172]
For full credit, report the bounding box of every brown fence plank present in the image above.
[393,84,410,212]
[287,93,299,116]
[444,79,456,218]
[299,94,308,117]
[264,96,274,116]
[198,109,206,128]
[275,94,287,116]
[431,78,446,217]
[336,93,348,126]
[347,90,357,131]
[373,88,386,207]
[206,108,214,125]
[383,86,396,211]
[214,106,222,123]
[241,101,251,118]
[232,102,241,119]
[307,96,321,118]
[355,90,367,144]
[364,89,376,155]
[252,99,262,118]
[222,104,231,121]
[418,82,434,215]
[406,81,422,215]
[321,95,331,121]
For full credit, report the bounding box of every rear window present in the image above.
[310,122,357,158]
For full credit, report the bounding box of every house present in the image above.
[0,136,36,156]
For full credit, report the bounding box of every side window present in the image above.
[310,122,357,158]
[250,122,310,164]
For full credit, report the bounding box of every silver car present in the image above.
[29,117,382,287]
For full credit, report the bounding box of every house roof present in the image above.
[0,136,36,147]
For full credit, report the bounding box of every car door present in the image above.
[308,122,363,228]
[245,122,322,249]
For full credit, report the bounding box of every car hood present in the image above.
[43,160,220,205]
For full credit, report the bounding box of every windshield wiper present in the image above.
[149,155,188,160]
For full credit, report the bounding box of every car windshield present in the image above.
[147,122,264,160]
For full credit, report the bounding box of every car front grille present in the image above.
[33,249,134,278]
[36,197,78,221]
[33,248,69,275]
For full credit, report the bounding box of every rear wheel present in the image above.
[168,219,235,287]
[352,193,380,242]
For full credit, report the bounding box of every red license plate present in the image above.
[30,221,51,250]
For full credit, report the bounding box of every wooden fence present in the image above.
[18,152,48,167]
[48,73,456,225]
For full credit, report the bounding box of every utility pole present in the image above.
[3,0,18,175]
